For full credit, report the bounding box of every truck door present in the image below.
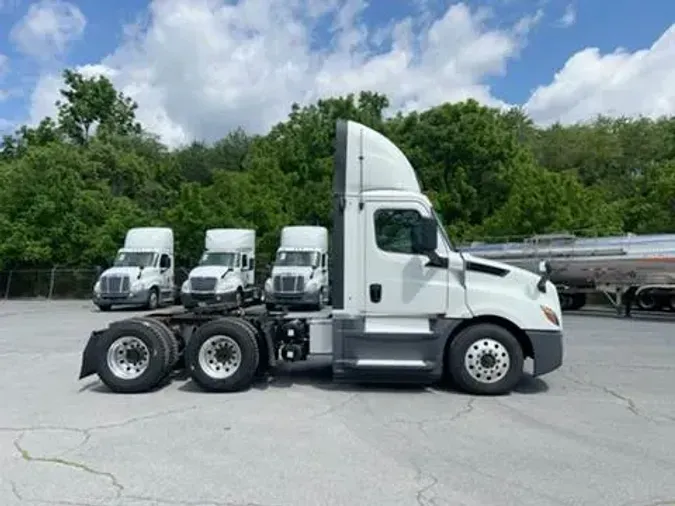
[364,200,455,319]
[158,254,173,301]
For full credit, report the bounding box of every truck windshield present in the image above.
[114,252,156,267]
[275,251,316,267]
[199,252,238,267]
[433,209,456,251]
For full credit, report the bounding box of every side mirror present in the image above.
[412,217,437,254]
[538,260,552,275]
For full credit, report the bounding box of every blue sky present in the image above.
[0,0,674,144]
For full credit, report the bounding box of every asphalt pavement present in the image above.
[0,300,674,506]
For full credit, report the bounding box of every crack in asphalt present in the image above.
[13,435,124,497]
[0,406,200,451]
[1,406,262,506]
[309,392,361,419]
[387,398,476,437]
[561,371,672,423]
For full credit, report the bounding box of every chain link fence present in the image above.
[0,267,195,300]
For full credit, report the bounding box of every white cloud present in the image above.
[524,24,675,125]
[558,4,575,28]
[27,0,537,148]
[10,0,86,61]
[0,54,9,103]
[0,54,8,76]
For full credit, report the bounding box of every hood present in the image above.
[189,265,236,279]
[271,265,316,278]
[101,266,144,279]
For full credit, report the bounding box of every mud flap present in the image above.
[79,330,104,379]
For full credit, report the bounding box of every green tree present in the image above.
[56,69,142,145]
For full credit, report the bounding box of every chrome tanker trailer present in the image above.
[460,232,675,312]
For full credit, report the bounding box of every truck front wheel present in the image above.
[447,323,524,395]
[185,318,260,392]
[146,287,159,310]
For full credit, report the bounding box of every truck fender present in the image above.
[443,314,534,361]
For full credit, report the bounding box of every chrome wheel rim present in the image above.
[464,338,510,384]
[198,335,242,379]
[106,337,150,380]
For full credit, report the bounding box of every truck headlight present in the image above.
[181,280,190,293]
[216,281,236,293]
[131,281,143,293]
[305,279,320,292]
[541,305,559,326]
[264,278,273,292]
[93,281,101,294]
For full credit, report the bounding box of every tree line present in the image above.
[1,68,674,271]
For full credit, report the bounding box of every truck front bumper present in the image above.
[265,290,321,307]
[525,329,563,376]
[93,289,149,306]
[181,291,236,307]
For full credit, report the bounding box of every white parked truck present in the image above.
[92,227,175,311]
[180,228,261,308]
[79,119,564,397]
[264,226,330,311]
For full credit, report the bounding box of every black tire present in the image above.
[130,317,180,368]
[96,319,172,393]
[97,303,112,312]
[568,293,587,310]
[185,317,260,392]
[237,288,245,307]
[447,323,524,395]
[146,287,159,310]
[265,302,276,311]
[637,290,657,311]
[313,288,325,311]
[559,293,574,311]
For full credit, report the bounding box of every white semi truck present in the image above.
[264,225,330,311]
[180,228,261,308]
[79,119,564,397]
[92,227,176,311]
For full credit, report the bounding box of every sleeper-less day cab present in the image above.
[79,120,564,396]
[180,228,261,308]
[264,225,330,311]
[92,227,175,311]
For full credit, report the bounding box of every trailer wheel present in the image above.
[637,290,657,311]
[185,318,260,392]
[96,319,171,393]
[447,323,524,395]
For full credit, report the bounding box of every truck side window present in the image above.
[160,254,171,269]
[242,254,248,270]
[321,253,327,268]
[374,209,422,254]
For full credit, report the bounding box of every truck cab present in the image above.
[180,228,259,308]
[92,227,175,311]
[264,226,330,311]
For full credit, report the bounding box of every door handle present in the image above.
[369,283,382,303]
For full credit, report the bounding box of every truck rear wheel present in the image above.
[96,319,172,393]
[447,323,524,395]
[130,316,180,368]
[185,318,260,392]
